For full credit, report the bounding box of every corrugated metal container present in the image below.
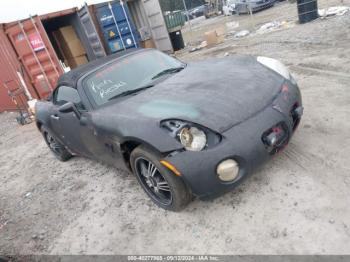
[2,7,107,102]
[140,0,173,53]
[78,4,107,59]
[0,25,37,112]
[5,16,64,98]
[1,0,174,112]
[93,1,140,53]
[164,11,185,33]
[40,7,106,67]
[91,0,173,54]
[297,0,318,24]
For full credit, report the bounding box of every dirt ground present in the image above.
[1,0,350,256]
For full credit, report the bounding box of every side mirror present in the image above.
[58,102,81,119]
[59,102,74,113]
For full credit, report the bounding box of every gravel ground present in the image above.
[1,1,350,255]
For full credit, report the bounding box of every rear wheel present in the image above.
[130,146,192,211]
[41,126,72,162]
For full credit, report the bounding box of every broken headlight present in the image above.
[179,126,206,151]
[160,120,221,151]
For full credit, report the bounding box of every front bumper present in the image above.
[164,81,302,199]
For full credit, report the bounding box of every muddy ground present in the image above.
[1,0,350,255]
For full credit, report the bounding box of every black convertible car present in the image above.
[35,49,303,211]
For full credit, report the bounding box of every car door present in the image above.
[50,85,93,157]
[51,85,126,168]
[78,111,127,168]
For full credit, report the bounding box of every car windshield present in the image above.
[83,50,185,106]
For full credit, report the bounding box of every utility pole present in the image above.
[248,0,255,31]
[182,0,194,45]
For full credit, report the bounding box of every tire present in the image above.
[130,145,192,211]
[41,126,72,162]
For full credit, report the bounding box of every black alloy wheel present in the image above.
[41,126,72,162]
[130,145,192,211]
[135,157,172,205]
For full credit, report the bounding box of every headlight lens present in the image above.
[179,126,207,151]
[160,120,221,151]
[257,56,295,82]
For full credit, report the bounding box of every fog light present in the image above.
[217,159,239,182]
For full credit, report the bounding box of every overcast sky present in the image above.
[0,0,108,23]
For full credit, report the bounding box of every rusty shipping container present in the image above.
[5,16,64,99]
[0,1,173,112]
[39,6,106,65]
[3,7,107,102]
[0,25,37,112]
[89,0,173,54]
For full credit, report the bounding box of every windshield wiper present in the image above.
[151,66,185,80]
[108,85,154,101]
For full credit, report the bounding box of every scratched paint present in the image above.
[138,100,200,119]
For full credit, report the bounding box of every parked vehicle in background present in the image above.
[223,0,275,15]
[204,0,222,19]
[182,10,194,21]
[35,49,303,211]
[183,4,208,21]
[190,4,208,18]
[223,0,238,15]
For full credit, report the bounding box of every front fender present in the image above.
[91,112,183,153]
[35,101,51,129]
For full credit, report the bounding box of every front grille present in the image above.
[262,122,289,155]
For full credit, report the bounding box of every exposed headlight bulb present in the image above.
[179,127,207,151]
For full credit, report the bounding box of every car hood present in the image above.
[96,55,284,133]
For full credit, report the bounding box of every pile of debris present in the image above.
[187,5,349,53]
[318,6,350,18]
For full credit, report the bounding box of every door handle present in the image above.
[50,114,60,121]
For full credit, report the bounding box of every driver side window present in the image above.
[54,86,84,110]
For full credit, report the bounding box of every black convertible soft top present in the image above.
[57,48,141,88]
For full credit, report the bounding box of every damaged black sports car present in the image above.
[35,49,303,211]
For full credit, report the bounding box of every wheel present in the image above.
[41,126,72,162]
[130,146,192,211]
